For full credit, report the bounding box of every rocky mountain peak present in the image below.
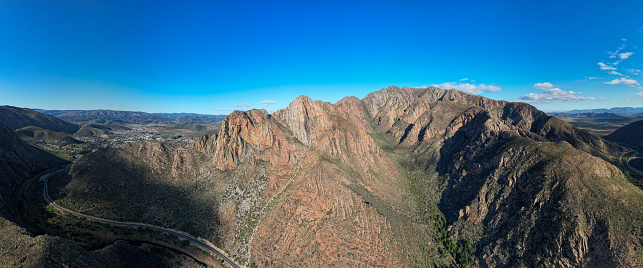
[194,108,299,170]
[272,95,329,146]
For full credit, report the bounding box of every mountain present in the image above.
[56,86,642,267]
[36,109,226,125]
[0,123,65,220]
[0,115,218,267]
[15,126,82,144]
[0,106,79,134]
[605,119,643,148]
[565,107,643,115]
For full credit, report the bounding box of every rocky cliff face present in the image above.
[61,85,642,267]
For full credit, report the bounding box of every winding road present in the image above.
[617,143,643,176]
[42,168,242,268]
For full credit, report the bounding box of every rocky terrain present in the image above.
[0,107,224,267]
[36,86,643,267]
[0,217,209,268]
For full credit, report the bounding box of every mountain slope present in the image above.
[58,86,642,267]
[0,123,65,220]
[0,106,79,134]
[15,126,82,144]
[605,119,643,148]
[0,217,208,267]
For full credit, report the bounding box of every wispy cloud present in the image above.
[234,104,249,108]
[608,44,626,58]
[261,100,276,106]
[598,62,616,70]
[605,77,639,85]
[459,78,469,81]
[637,92,643,97]
[619,52,634,59]
[517,83,594,103]
[609,71,623,76]
[587,77,599,80]
[431,82,501,94]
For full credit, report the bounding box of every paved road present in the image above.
[626,148,643,176]
[617,143,643,176]
[42,168,242,268]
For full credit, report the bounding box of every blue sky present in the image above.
[1,1,642,114]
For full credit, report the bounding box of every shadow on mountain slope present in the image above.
[51,143,224,246]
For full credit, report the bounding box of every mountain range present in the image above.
[0,86,642,267]
[562,107,643,115]
[55,86,642,267]
[34,109,226,125]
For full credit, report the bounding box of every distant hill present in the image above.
[549,112,629,119]
[35,109,226,125]
[564,107,643,115]
[0,106,79,134]
[15,126,82,144]
[73,123,131,138]
[605,119,643,148]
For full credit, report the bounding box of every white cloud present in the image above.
[431,82,501,94]
[598,62,616,70]
[637,92,643,97]
[459,78,469,81]
[234,104,249,108]
[626,99,637,102]
[619,52,633,59]
[534,82,555,90]
[604,77,639,85]
[628,69,641,75]
[588,77,599,80]
[517,83,595,103]
[261,100,276,106]
[609,71,623,76]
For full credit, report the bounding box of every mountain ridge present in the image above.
[562,107,643,115]
[50,85,642,267]
[0,106,79,134]
[35,109,226,125]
